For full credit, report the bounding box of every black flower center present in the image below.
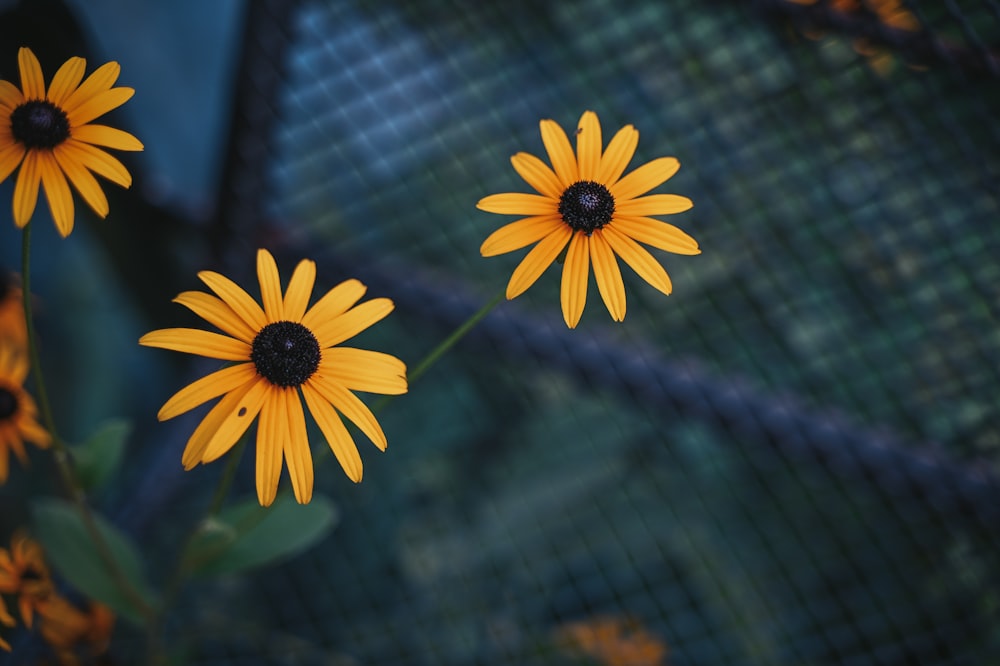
[558,180,615,235]
[0,273,11,302]
[250,321,321,388]
[10,100,70,149]
[0,387,17,421]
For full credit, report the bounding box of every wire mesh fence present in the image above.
[3,0,1000,664]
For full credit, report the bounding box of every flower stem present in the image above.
[408,288,505,387]
[20,224,155,622]
[148,434,248,664]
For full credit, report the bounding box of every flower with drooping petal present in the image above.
[139,249,408,506]
[0,531,53,629]
[0,344,50,484]
[478,110,699,328]
[0,47,143,237]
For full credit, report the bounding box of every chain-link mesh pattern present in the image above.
[144,1,1000,664]
[1,0,993,664]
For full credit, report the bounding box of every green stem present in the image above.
[372,288,505,416]
[20,224,155,622]
[148,434,248,664]
[407,288,505,387]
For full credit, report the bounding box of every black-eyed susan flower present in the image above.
[140,249,408,506]
[554,615,669,666]
[0,345,50,484]
[37,596,114,664]
[478,111,699,328]
[0,273,27,349]
[0,47,143,237]
[0,531,53,629]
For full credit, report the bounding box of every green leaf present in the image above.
[32,498,157,625]
[185,494,338,577]
[71,419,130,492]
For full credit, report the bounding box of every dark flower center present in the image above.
[10,100,70,149]
[558,180,615,235]
[0,387,17,421]
[250,321,321,388]
[0,273,10,302]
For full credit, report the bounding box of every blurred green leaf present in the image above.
[185,494,338,577]
[71,419,130,492]
[31,498,156,625]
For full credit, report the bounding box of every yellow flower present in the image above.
[0,531,53,629]
[478,110,699,328]
[0,344,50,483]
[554,615,669,666]
[140,249,408,506]
[0,47,143,237]
[0,272,27,349]
[36,596,114,665]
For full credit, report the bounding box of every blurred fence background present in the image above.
[1,0,999,664]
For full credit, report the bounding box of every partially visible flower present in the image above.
[0,595,14,652]
[140,249,408,506]
[0,531,53,628]
[478,111,699,328]
[36,596,114,666]
[0,272,27,349]
[0,344,50,483]
[553,615,669,666]
[0,46,143,237]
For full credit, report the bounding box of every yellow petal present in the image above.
[560,232,590,328]
[308,376,387,450]
[511,152,563,199]
[281,388,313,504]
[17,48,45,100]
[0,141,27,184]
[200,377,270,464]
[0,80,25,113]
[603,224,673,295]
[60,139,131,188]
[157,363,257,420]
[12,150,41,228]
[611,216,700,255]
[66,86,133,127]
[610,157,680,201]
[505,224,572,299]
[256,248,283,322]
[480,214,563,257]
[301,279,366,332]
[575,111,602,181]
[282,258,316,322]
[173,291,258,342]
[540,118,578,187]
[53,143,109,218]
[46,57,85,107]
[302,383,362,482]
[139,328,250,361]
[597,124,638,185]
[590,230,626,322]
[319,348,408,395]
[255,389,285,506]
[198,270,267,332]
[37,152,74,237]
[179,379,256,468]
[70,124,143,151]
[312,298,393,348]
[614,194,693,216]
[61,61,120,114]
[477,192,557,216]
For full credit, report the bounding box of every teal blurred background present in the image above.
[1,0,999,664]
